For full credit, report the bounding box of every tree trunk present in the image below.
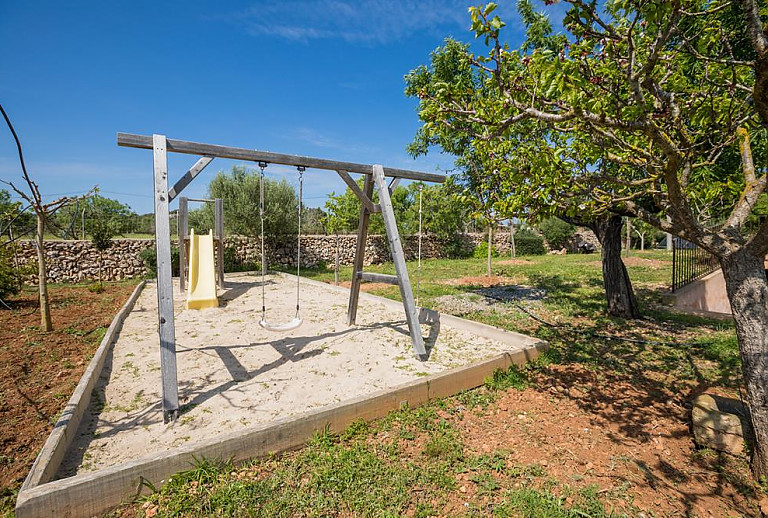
[510,228,516,258]
[487,225,493,276]
[625,218,631,257]
[592,215,640,319]
[35,214,52,331]
[721,249,768,478]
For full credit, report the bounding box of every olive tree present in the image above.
[408,1,768,476]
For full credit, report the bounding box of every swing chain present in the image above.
[295,166,305,316]
[416,184,423,307]
[258,162,267,320]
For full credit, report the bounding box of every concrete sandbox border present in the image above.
[16,274,546,518]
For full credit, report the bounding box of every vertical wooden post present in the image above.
[215,198,225,288]
[153,134,180,423]
[347,175,373,326]
[334,232,340,286]
[372,165,427,359]
[178,197,188,292]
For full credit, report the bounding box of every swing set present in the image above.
[118,132,445,422]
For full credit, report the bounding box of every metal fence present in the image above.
[671,237,719,291]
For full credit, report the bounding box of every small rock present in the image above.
[691,393,752,456]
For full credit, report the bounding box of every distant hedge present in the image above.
[514,229,546,255]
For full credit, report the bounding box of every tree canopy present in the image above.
[405,0,768,477]
[323,177,471,238]
[189,166,299,237]
[406,1,767,257]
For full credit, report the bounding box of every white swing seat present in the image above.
[259,317,303,332]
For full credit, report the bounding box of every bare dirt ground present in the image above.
[440,275,522,287]
[60,273,535,476]
[381,364,758,517]
[590,256,669,270]
[0,283,137,489]
[496,258,534,266]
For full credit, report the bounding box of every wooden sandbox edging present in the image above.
[17,276,546,518]
[19,280,147,493]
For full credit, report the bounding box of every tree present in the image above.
[406,38,641,316]
[191,166,299,237]
[323,178,416,236]
[1,103,92,331]
[302,207,327,235]
[0,189,34,239]
[538,217,575,250]
[407,1,768,477]
[84,195,133,287]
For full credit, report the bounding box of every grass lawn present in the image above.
[108,250,764,517]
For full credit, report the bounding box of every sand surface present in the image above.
[61,273,528,476]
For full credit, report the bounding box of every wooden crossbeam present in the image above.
[357,272,399,285]
[118,133,446,183]
[336,170,380,213]
[168,157,214,202]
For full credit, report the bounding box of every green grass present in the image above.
[121,250,740,517]
[124,405,621,518]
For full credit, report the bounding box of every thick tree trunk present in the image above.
[592,215,641,319]
[625,218,631,257]
[487,226,493,276]
[721,249,768,478]
[35,215,52,331]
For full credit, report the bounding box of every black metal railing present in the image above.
[671,237,719,291]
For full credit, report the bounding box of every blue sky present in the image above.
[0,1,545,214]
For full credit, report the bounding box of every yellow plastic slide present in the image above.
[186,228,219,310]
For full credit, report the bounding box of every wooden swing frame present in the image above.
[118,132,446,422]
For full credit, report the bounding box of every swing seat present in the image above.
[259,317,303,332]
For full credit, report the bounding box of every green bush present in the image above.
[222,246,259,273]
[0,244,22,300]
[537,217,575,250]
[140,246,180,278]
[514,229,546,255]
[442,236,473,258]
[473,240,500,259]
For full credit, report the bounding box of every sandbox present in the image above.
[17,273,546,517]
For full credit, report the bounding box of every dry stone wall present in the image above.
[13,229,595,284]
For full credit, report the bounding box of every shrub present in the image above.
[140,246,180,278]
[514,229,546,255]
[472,240,500,259]
[0,244,22,300]
[441,235,473,258]
[222,246,259,273]
[537,217,575,250]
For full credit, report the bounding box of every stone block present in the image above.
[692,393,752,455]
